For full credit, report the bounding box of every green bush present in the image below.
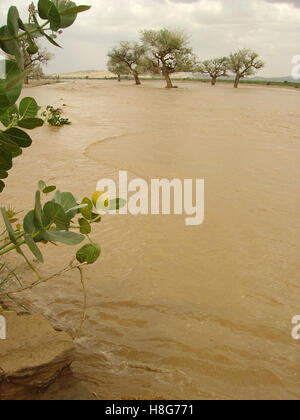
[42,105,72,126]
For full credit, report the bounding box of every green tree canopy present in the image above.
[141,29,196,88]
[107,58,130,82]
[227,49,265,88]
[197,57,228,86]
[107,41,146,85]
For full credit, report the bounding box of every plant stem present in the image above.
[21,251,42,280]
[0,240,26,256]
[0,22,49,42]
[0,262,87,296]
[74,266,87,339]
[0,232,25,252]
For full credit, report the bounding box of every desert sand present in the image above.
[1,79,300,400]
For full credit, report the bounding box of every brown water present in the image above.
[2,80,300,400]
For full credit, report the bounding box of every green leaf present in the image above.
[38,0,61,30]
[5,69,29,90]
[91,212,101,223]
[1,207,17,244]
[0,60,23,114]
[18,18,26,32]
[34,190,43,228]
[38,180,56,195]
[23,210,38,235]
[60,5,91,15]
[38,0,50,19]
[43,201,70,230]
[76,243,101,264]
[96,197,127,212]
[110,198,126,210]
[0,170,8,179]
[38,180,47,192]
[52,0,77,28]
[44,32,61,48]
[66,203,88,214]
[7,6,20,38]
[18,118,44,129]
[30,12,61,46]
[60,192,77,219]
[19,97,39,119]
[78,218,91,234]
[0,149,12,171]
[0,131,21,153]
[0,180,4,192]
[53,189,61,204]
[5,128,32,148]
[11,148,22,159]
[24,234,44,263]
[46,230,85,245]
[80,197,93,220]
[0,27,23,69]
[49,8,62,31]
[0,105,19,127]
[43,186,56,194]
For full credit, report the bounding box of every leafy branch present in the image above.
[0,182,102,265]
[0,1,91,192]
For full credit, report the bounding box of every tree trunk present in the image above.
[162,66,173,89]
[118,74,121,82]
[133,73,141,85]
[234,74,240,88]
[24,75,29,85]
[211,77,217,86]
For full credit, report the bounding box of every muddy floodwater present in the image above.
[2,80,300,400]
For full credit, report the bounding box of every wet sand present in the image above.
[1,80,300,400]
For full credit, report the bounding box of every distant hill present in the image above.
[249,76,297,83]
[48,70,113,78]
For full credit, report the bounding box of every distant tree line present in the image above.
[107,28,265,89]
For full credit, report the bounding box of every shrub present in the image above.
[42,105,72,126]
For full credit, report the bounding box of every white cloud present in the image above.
[1,0,300,77]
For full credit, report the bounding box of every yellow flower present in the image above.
[92,190,105,207]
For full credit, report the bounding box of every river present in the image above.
[2,80,300,400]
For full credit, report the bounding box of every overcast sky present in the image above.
[1,0,300,77]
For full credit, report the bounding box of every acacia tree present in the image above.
[141,29,196,89]
[227,49,265,88]
[198,57,228,86]
[107,57,130,82]
[107,42,146,85]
